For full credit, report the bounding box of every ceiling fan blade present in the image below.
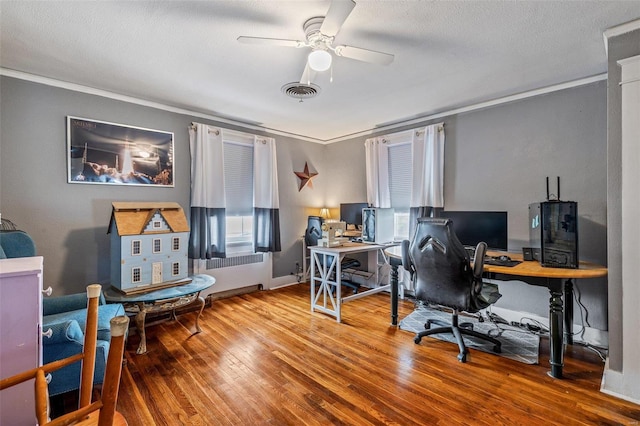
[237,36,306,48]
[299,63,318,85]
[320,0,356,37]
[334,45,394,65]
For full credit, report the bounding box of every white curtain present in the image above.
[188,123,226,259]
[409,122,445,237]
[364,137,391,208]
[253,136,281,252]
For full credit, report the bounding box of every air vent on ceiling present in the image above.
[281,82,321,100]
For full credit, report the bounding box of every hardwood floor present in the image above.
[115,283,640,425]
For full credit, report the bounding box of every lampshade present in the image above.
[319,207,331,219]
[308,50,332,72]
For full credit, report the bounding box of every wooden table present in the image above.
[104,274,215,354]
[384,246,607,379]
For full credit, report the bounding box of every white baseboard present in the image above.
[270,275,301,290]
[601,359,640,404]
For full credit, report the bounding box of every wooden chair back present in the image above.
[0,284,129,426]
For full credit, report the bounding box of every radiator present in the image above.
[194,253,271,294]
[206,253,264,269]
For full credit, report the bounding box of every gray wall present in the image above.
[1,76,609,334]
[0,76,321,293]
[326,81,609,330]
[605,28,640,371]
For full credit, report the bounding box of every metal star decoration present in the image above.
[294,162,318,191]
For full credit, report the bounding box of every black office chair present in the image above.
[401,217,502,362]
[305,216,361,294]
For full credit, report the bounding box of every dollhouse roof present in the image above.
[108,202,189,236]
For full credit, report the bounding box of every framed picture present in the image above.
[67,116,174,187]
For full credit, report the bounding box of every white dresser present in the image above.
[0,256,44,425]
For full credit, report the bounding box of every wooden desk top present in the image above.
[384,246,607,280]
[483,251,607,279]
[309,242,393,254]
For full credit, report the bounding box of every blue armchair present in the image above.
[42,292,125,395]
[0,228,125,396]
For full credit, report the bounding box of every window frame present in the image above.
[132,267,142,283]
[222,133,255,254]
[386,133,413,241]
[131,239,142,256]
[153,238,161,254]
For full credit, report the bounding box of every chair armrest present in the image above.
[401,240,415,280]
[42,320,84,345]
[43,292,106,316]
[472,242,487,279]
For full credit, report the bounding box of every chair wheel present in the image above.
[414,336,422,344]
[493,345,501,353]
[458,352,467,363]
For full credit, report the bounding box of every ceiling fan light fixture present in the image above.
[308,49,332,72]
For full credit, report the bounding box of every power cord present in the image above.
[483,307,549,339]
[572,282,590,339]
[573,341,607,362]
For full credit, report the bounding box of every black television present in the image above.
[340,202,369,227]
[438,211,508,251]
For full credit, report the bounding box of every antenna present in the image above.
[546,177,550,201]
[545,176,562,201]
[557,176,561,201]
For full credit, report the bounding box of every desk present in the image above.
[309,242,393,322]
[384,246,607,379]
[104,274,215,354]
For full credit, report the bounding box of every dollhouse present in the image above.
[108,202,190,293]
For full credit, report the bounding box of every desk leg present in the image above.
[548,283,564,379]
[194,295,205,334]
[134,306,147,355]
[310,252,341,322]
[564,279,574,346]
[390,259,400,326]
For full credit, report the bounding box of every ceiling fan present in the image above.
[237,0,394,85]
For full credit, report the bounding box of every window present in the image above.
[172,237,180,251]
[172,262,180,276]
[223,137,254,254]
[388,141,412,240]
[132,240,141,255]
[153,238,161,253]
[152,220,162,229]
[132,267,141,283]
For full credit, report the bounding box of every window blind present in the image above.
[388,143,412,210]
[224,142,254,216]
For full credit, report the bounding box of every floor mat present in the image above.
[400,306,540,364]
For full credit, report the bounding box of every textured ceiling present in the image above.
[1,1,639,143]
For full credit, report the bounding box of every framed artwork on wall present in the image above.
[67,116,174,187]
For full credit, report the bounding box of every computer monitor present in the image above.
[340,202,369,227]
[438,211,508,251]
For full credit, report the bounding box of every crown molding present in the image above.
[323,74,607,144]
[1,68,606,145]
[603,19,640,56]
[0,68,325,144]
